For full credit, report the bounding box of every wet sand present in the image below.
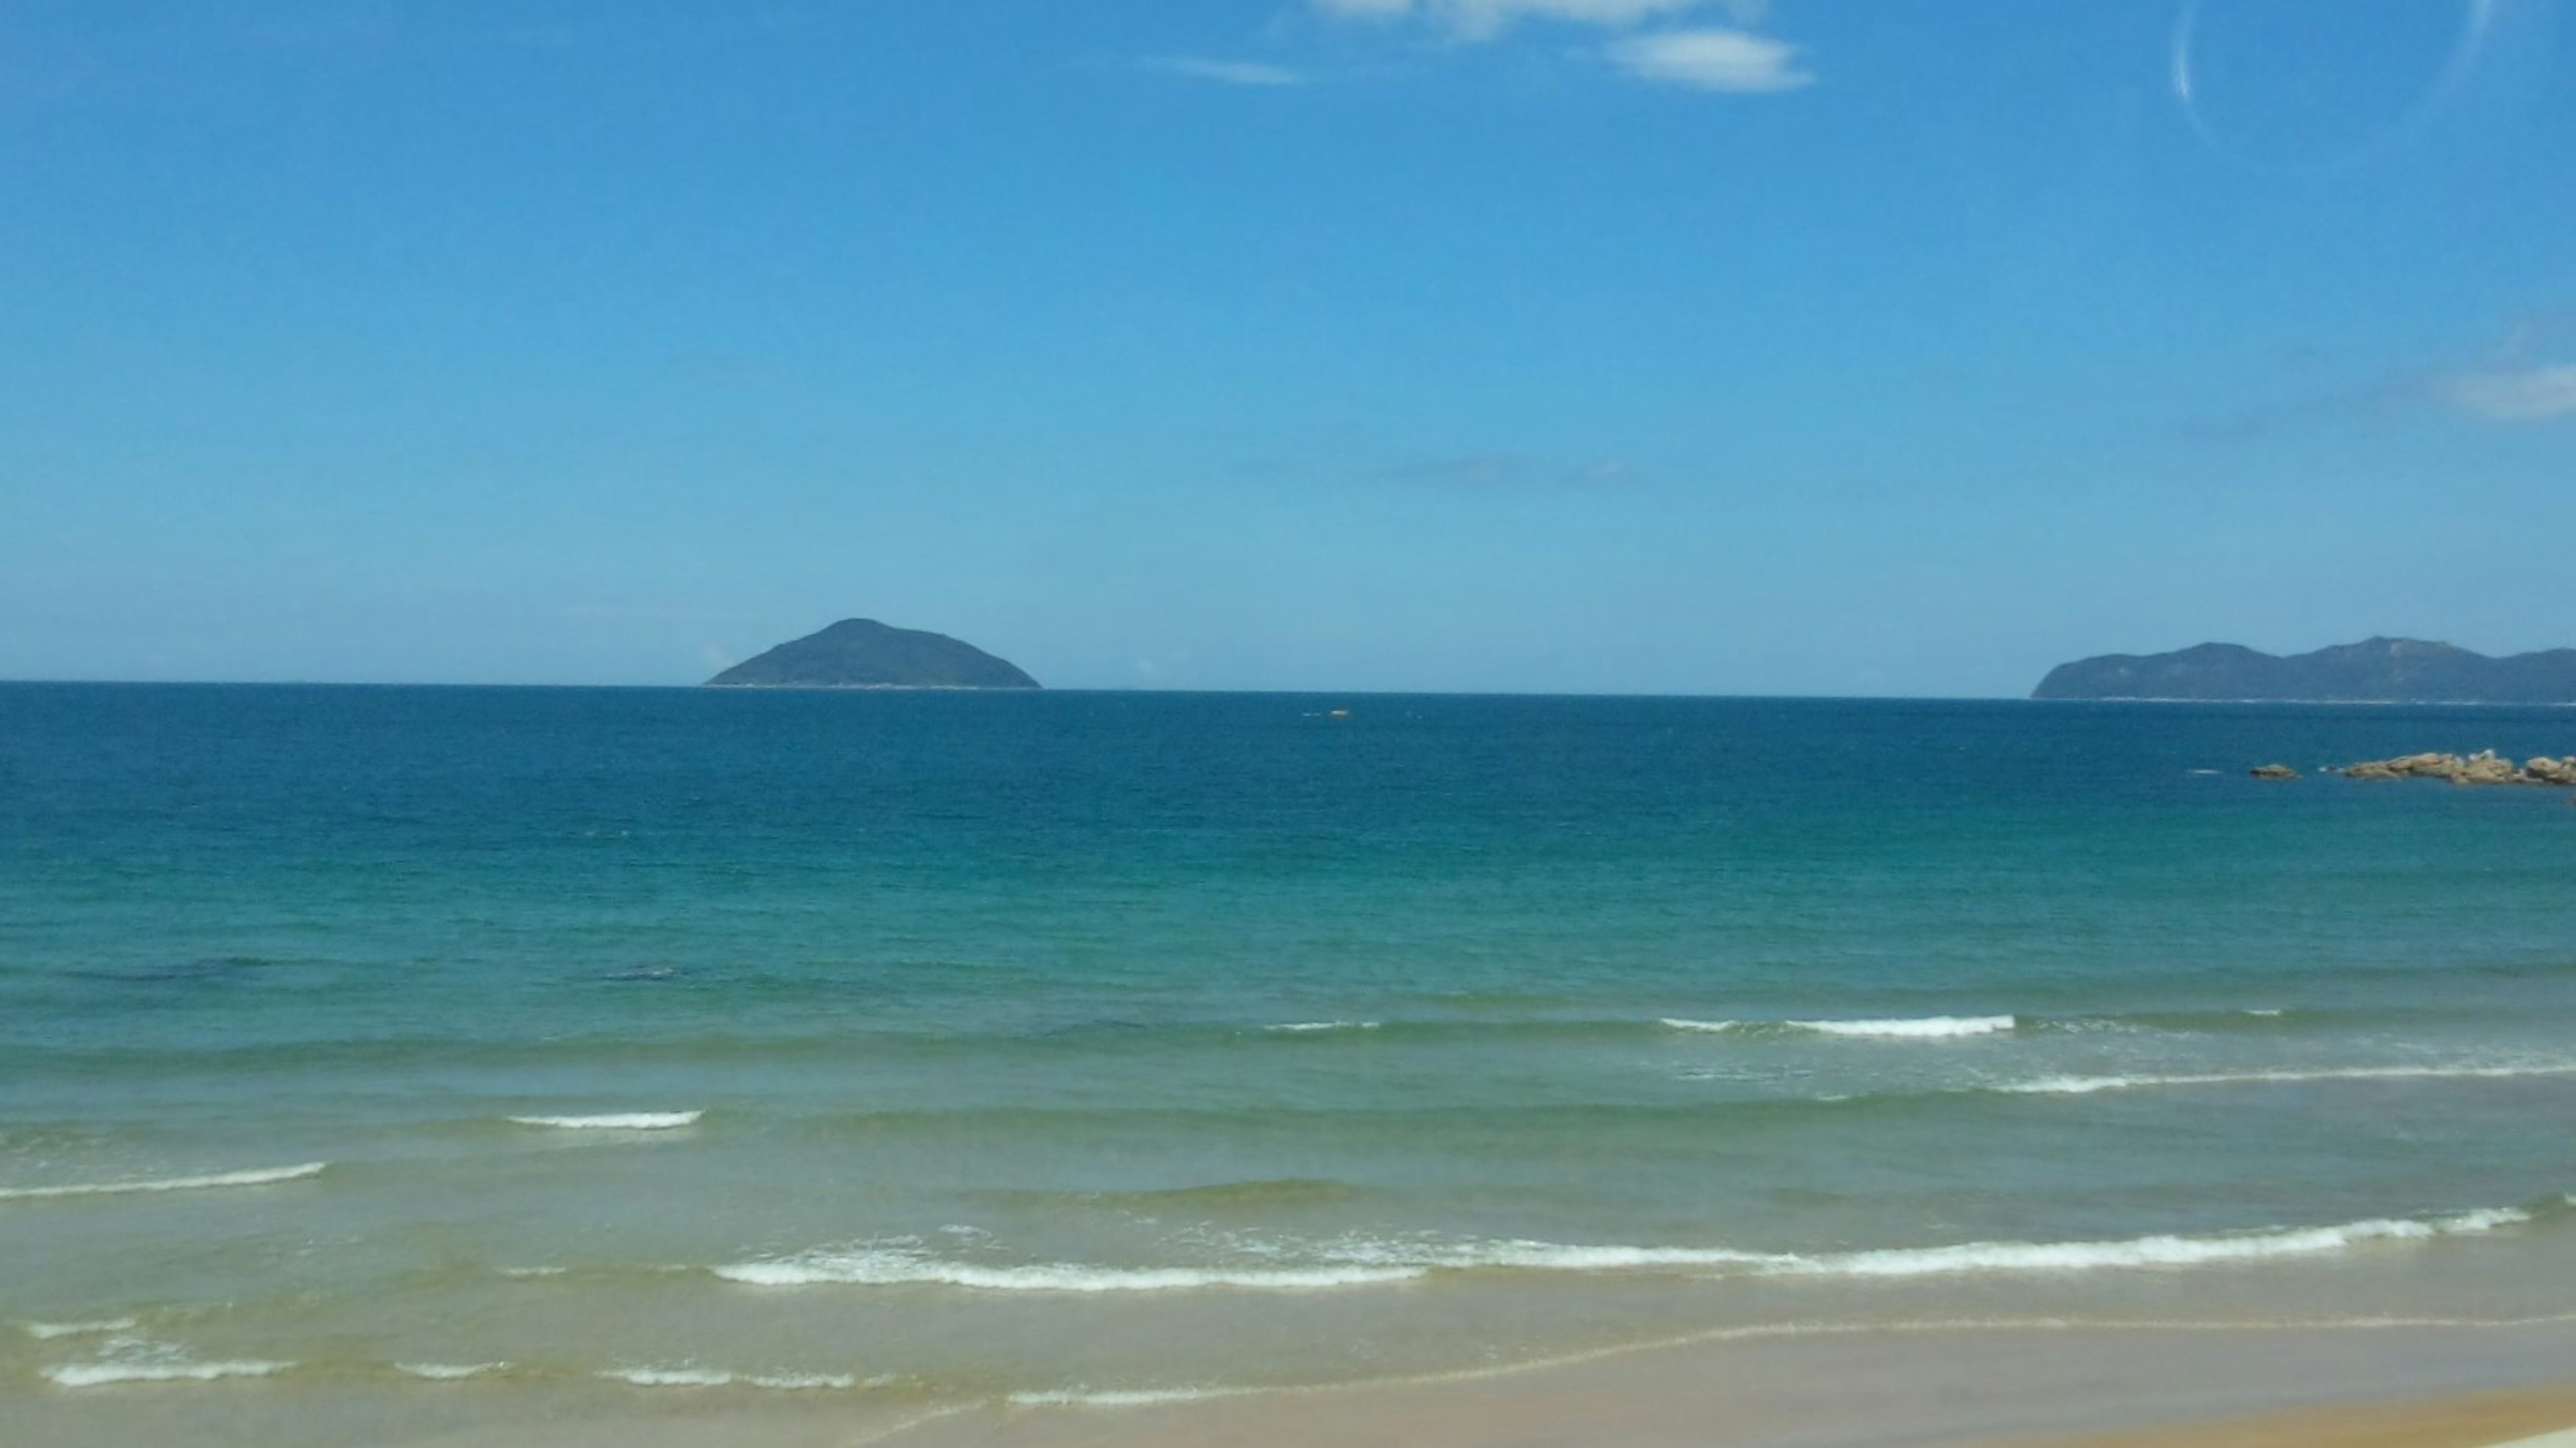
[2002,1387,2576,1448]
[16,1319,2575,1448]
[868,1321,2576,1448]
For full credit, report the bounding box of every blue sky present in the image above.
[3,0,2571,693]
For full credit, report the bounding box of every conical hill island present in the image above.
[705,619,1040,689]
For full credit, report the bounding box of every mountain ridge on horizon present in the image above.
[2033,637,2576,704]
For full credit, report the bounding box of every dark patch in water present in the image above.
[67,956,270,986]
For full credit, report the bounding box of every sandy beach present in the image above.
[847,1320,2576,1448]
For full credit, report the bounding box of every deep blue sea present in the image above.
[5,685,2575,1423]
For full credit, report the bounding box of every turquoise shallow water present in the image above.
[3,685,2575,1409]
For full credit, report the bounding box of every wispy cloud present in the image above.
[2444,364,2576,422]
[1316,0,1705,40]
[1308,0,1812,91]
[2188,315,2576,441]
[1607,27,1811,91]
[1142,55,1309,87]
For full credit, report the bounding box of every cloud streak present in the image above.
[1608,27,1811,91]
[2188,317,2576,441]
[1309,0,1813,93]
[2444,364,2576,422]
[1314,0,1705,40]
[1142,55,1308,87]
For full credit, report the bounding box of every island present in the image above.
[705,619,1040,690]
[2032,637,2576,704]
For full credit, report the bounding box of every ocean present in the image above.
[4,685,2574,1438]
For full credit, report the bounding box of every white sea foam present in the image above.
[602,1368,738,1388]
[601,1368,857,1390]
[714,1247,1427,1292]
[23,1318,139,1340]
[1393,1205,2534,1282]
[1786,1207,2531,1279]
[397,1361,508,1380]
[2004,1064,2576,1095]
[0,1162,327,1201]
[729,1196,2546,1300]
[44,1360,291,1388]
[1792,1015,2017,1038]
[1404,1240,1783,1272]
[1264,1021,1380,1034]
[744,1372,860,1390]
[1662,1015,2016,1039]
[1009,1386,1242,1407]
[508,1111,704,1130]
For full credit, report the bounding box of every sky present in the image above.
[3,0,2571,695]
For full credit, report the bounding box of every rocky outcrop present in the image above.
[2250,764,2300,779]
[2339,750,2576,786]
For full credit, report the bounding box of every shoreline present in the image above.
[857,1318,2576,1448]
[14,1306,2576,1448]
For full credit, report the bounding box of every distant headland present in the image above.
[2033,638,2576,704]
[705,619,1040,690]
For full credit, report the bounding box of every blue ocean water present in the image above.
[3,685,2574,1414]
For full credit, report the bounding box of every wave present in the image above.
[23,1318,138,1339]
[0,1162,326,1201]
[714,1247,1428,1292]
[600,1368,859,1390]
[397,1362,510,1380]
[508,1111,704,1131]
[1664,1015,2017,1040]
[1789,1207,2542,1278]
[1008,1386,1243,1407]
[2002,1065,2576,1096]
[44,1359,292,1388]
[1263,1021,1380,1034]
[710,1200,2552,1296]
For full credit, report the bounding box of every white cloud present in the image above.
[1142,55,1308,87]
[1315,0,1709,41]
[2446,364,2576,422]
[1608,26,1811,91]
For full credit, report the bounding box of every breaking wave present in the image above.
[508,1111,704,1130]
[1782,1207,2536,1277]
[397,1362,510,1380]
[600,1368,861,1390]
[23,1318,138,1339]
[2002,1065,2576,1095]
[0,1162,327,1201]
[714,1249,1426,1292]
[709,1199,2550,1296]
[1663,1015,2017,1040]
[44,1359,292,1388]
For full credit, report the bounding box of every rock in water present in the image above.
[2337,750,2576,787]
[2250,764,2299,779]
[706,620,1040,689]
